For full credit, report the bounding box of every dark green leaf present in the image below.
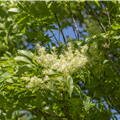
[85,78,100,88]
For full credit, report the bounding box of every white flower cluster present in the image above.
[21,75,64,89]
[21,42,88,89]
[35,42,88,75]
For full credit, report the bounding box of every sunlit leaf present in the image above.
[83,96,92,111]
[0,23,5,30]
[18,50,34,59]
[67,76,74,98]
[7,8,21,13]
[14,56,31,64]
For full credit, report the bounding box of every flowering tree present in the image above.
[0,1,120,120]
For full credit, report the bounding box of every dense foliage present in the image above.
[0,1,120,120]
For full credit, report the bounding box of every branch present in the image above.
[85,1,120,78]
[54,13,67,44]
[85,1,107,34]
[39,109,65,120]
[62,93,73,120]
[70,11,79,39]
[104,2,111,45]
[53,111,63,120]
[102,47,120,78]
[99,84,120,103]
[104,97,120,114]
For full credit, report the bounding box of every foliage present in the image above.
[0,1,120,120]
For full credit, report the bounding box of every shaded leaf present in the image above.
[85,78,100,88]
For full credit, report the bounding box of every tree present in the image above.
[0,1,120,120]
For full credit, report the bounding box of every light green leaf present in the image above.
[111,24,120,30]
[95,1,100,7]
[0,71,13,81]
[80,1,85,2]
[0,23,5,30]
[18,50,34,59]
[16,64,34,75]
[103,59,109,64]
[48,70,59,76]
[114,36,120,39]
[7,8,20,13]
[83,96,92,111]
[14,56,31,64]
[67,76,74,98]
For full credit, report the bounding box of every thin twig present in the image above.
[62,93,73,120]
[85,1,120,78]
[39,109,64,120]
[99,84,120,103]
[50,29,59,44]
[104,2,111,45]
[54,13,67,44]
[104,97,120,114]
[102,47,120,78]
[70,12,79,39]
[85,1,107,34]
[53,111,63,120]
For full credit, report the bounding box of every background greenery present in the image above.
[0,1,120,120]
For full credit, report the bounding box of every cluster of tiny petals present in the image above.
[21,42,88,89]
[35,42,88,75]
[21,75,64,89]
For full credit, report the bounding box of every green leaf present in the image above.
[14,56,31,64]
[0,8,7,17]
[16,64,34,75]
[0,94,6,106]
[35,91,42,107]
[111,24,120,30]
[79,0,85,2]
[25,31,38,39]
[48,70,59,76]
[95,1,100,7]
[83,96,92,111]
[74,85,86,97]
[103,59,109,64]
[85,78,100,88]
[114,36,120,39]
[0,23,5,30]
[67,76,74,98]
[7,8,20,13]
[35,1,50,16]
[1,71,13,78]
[18,50,34,59]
